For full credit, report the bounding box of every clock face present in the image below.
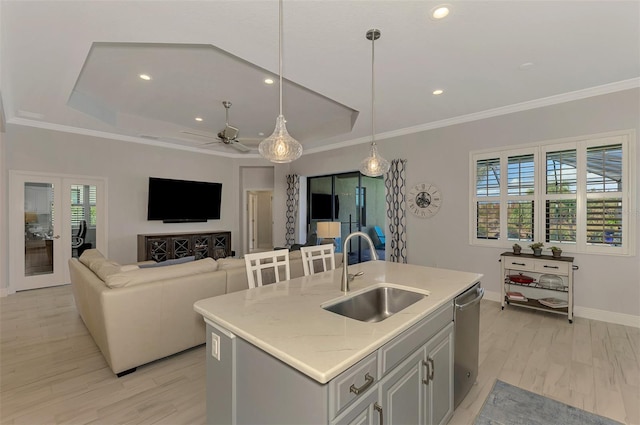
[408,183,442,218]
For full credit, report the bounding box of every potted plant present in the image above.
[512,243,522,255]
[529,242,544,256]
[550,246,563,258]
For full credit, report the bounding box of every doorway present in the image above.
[9,171,107,292]
[245,190,273,253]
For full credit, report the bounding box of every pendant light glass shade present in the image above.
[258,0,303,163]
[258,114,302,163]
[360,142,390,177]
[360,28,390,178]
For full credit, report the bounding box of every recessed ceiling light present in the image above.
[433,89,444,95]
[195,117,203,122]
[431,5,450,20]
[139,74,151,81]
[258,132,265,136]
[264,78,274,85]
[519,62,534,70]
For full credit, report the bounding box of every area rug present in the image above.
[474,380,623,425]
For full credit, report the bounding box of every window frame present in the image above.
[469,130,636,256]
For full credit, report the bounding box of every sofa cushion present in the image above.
[216,258,246,270]
[139,256,195,268]
[78,249,106,269]
[104,257,218,288]
[119,264,140,272]
[92,260,123,281]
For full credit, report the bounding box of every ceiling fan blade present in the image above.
[227,139,252,152]
[180,130,217,139]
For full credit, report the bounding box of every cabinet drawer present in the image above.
[502,257,535,271]
[534,260,569,275]
[379,303,453,375]
[329,352,378,418]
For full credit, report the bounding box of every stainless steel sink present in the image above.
[323,286,427,323]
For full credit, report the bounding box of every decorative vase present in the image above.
[552,250,562,258]
[513,247,521,255]
[533,248,542,256]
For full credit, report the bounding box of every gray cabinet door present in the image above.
[378,347,426,425]
[331,388,379,425]
[424,323,454,425]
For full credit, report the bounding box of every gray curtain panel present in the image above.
[285,174,300,247]
[385,159,407,263]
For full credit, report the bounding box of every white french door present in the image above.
[9,171,107,292]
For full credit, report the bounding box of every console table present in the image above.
[137,231,231,262]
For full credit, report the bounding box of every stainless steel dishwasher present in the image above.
[453,282,484,409]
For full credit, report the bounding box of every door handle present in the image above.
[422,360,430,385]
[350,373,374,395]
[455,287,485,311]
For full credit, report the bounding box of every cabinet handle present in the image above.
[422,360,430,385]
[374,403,383,425]
[511,262,526,266]
[428,357,435,381]
[350,373,374,395]
[543,265,559,269]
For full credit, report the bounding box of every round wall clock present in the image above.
[407,182,442,218]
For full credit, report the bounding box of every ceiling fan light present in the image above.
[360,142,390,177]
[258,114,302,163]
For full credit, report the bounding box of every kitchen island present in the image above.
[194,260,482,425]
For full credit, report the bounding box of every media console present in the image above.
[137,231,231,262]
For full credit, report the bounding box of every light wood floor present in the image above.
[1,285,638,425]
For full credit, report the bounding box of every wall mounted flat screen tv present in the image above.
[147,177,222,222]
[311,193,339,220]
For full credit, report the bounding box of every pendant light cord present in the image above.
[371,31,376,146]
[279,0,283,117]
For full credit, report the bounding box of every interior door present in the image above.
[9,173,65,291]
[9,172,107,292]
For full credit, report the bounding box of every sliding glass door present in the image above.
[308,172,385,264]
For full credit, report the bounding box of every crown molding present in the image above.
[7,78,639,158]
[306,78,640,154]
[6,117,262,159]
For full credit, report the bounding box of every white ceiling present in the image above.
[1,1,639,158]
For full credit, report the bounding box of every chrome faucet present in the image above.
[341,231,379,292]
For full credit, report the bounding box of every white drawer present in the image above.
[503,257,535,271]
[329,352,377,417]
[534,260,569,275]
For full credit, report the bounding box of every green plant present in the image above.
[529,242,544,250]
[550,246,562,252]
[512,243,521,249]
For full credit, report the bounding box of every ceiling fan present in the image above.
[181,101,252,152]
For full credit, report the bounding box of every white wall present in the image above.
[290,89,640,320]
[0,131,6,296]
[5,124,239,266]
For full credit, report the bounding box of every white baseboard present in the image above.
[482,289,640,328]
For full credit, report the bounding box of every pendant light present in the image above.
[258,0,303,163]
[359,29,390,177]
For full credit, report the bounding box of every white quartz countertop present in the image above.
[194,261,482,383]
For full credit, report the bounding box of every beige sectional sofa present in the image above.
[69,249,342,376]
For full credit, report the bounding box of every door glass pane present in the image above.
[24,183,54,276]
[71,184,97,258]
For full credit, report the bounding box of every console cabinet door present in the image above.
[424,323,454,425]
[378,348,426,425]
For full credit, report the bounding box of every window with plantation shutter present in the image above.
[71,185,97,227]
[507,154,535,242]
[475,158,500,239]
[470,131,634,256]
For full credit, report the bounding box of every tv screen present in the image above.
[147,177,222,222]
[311,193,339,220]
